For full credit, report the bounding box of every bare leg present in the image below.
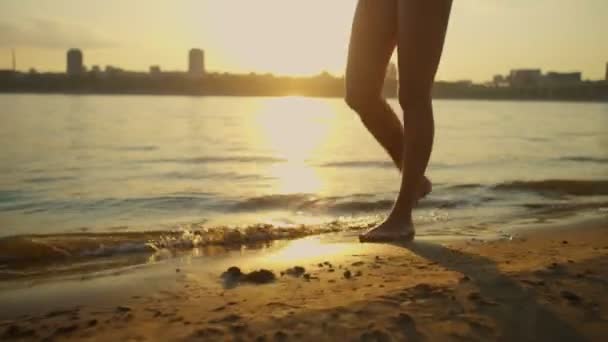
[360,0,452,242]
[345,0,431,198]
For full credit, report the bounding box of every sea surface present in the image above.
[0,94,607,269]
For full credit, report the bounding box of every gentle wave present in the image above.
[318,160,394,169]
[115,145,159,152]
[0,194,217,214]
[495,179,608,196]
[0,221,373,267]
[558,156,608,163]
[445,183,483,190]
[23,176,77,184]
[143,156,286,164]
[317,160,451,170]
[231,193,461,213]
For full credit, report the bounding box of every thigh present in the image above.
[397,0,452,95]
[346,0,398,97]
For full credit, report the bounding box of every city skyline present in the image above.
[1,0,607,81]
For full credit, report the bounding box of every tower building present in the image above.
[67,49,83,76]
[188,49,205,75]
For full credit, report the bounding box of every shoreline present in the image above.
[1,217,607,341]
[1,90,608,103]
[1,208,604,283]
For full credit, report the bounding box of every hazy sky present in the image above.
[0,0,606,81]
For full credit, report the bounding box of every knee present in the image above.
[345,87,382,120]
[344,87,366,113]
[398,85,432,116]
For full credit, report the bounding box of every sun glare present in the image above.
[253,97,335,194]
[262,236,352,262]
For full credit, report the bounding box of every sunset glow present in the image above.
[1,1,607,81]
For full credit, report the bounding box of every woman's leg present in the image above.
[344,0,402,170]
[345,0,431,197]
[360,0,452,242]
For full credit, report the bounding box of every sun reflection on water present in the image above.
[253,97,335,195]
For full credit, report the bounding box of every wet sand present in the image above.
[1,219,607,341]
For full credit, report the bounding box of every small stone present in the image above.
[561,290,581,303]
[210,314,241,323]
[243,269,276,284]
[361,329,391,342]
[318,263,324,268]
[176,268,181,273]
[355,271,363,277]
[562,240,568,245]
[87,319,98,327]
[223,266,243,279]
[459,275,470,283]
[231,323,248,333]
[285,266,306,277]
[54,324,78,335]
[3,325,36,339]
[344,270,352,279]
[395,313,415,326]
[468,292,481,301]
[274,330,288,341]
[303,273,311,281]
[116,306,131,313]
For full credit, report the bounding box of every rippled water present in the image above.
[0,95,607,263]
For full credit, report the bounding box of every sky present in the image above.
[0,0,606,82]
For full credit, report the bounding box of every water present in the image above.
[0,95,607,266]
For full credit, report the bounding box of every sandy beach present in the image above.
[0,218,606,341]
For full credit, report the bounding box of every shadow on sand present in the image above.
[394,240,588,342]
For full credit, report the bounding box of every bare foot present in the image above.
[359,217,414,243]
[359,176,430,243]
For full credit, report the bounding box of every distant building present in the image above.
[188,49,205,75]
[149,65,161,75]
[104,65,123,77]
[455,80,473,87]
[66,49,83,76]
[492,75,509,87]
[544,71,581,85]
[509,69,542,87]
[0,70,17,79]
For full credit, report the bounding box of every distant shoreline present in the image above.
[1,90,607,103]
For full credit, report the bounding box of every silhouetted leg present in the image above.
[345,0,401,168]
[345,0,431,198]
[360,0,452,242]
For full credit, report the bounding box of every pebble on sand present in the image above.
[243,269,276,284]
[54,324,78,335]
[221,267,276,285]
[285,266,306,277]
[561,290,582,303]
